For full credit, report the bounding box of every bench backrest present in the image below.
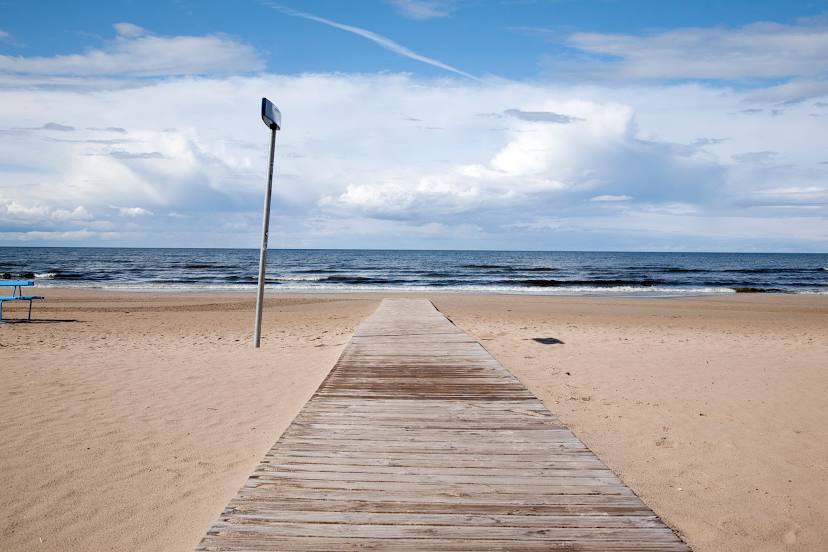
[1,280,34,287]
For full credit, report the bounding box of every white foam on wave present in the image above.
[275,276,325,282]
[35,272,57,279]
[35,281,797,296]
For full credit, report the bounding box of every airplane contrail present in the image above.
[268,3,481,82]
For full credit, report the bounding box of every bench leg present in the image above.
[28,299,33,321]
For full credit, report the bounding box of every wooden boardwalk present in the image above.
[197,299,689,551]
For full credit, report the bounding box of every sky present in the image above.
[0,0,827,252]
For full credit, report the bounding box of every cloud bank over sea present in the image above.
[1,15,826,251]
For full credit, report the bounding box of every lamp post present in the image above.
[254,97,281,348]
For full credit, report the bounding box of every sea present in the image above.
[2,247,826,296]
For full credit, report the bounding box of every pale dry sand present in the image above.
[1,289,826,551]
[0,290,380,551]
[434,294,828,552]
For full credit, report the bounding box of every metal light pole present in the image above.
[254,97,281,348]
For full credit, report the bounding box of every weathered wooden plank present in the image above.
[196,298,689,551]
[216,511,668,528]
[220,491,652,508]
[239,479,634,497]
[262,464,615,477]
[223,496,656,514]
[249,470,628,486]
[205,523,685,542]
[263,456,608,470]
[198,539,688,552]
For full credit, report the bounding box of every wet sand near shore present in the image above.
[1,289,825,551]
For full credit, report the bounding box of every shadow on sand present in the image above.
[532,337,565,345]
[1,318,81,324]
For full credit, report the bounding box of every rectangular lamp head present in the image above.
[261,97,281,130]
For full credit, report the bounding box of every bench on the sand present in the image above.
[0,280,44,322]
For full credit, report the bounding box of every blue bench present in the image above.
[0,280,45,322]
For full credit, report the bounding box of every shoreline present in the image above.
[2,289,826,551]
[25,282,828,297]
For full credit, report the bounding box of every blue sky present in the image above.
[3,1,823,80]
[1,0,827,251]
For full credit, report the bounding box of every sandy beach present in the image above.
[1,289,826,552]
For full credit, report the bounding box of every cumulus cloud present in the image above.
[111,206,154,217]
[0,23,262,77]
[1,200,92,222]
[0,72,825,249]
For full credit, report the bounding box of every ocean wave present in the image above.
[2,271,35,279]
[181,263,238,269]
[725,267,825,274]
[318,275,410,285]
[508,278,665,287]
[616,266,825,274]
[275,276,325,282]
[12,248,825,296]
[30,279,768,296]
[461,264,559,272]
[34,270,106,281]
[3,271,61,280]
[268,283,737,295]
[732,287,789,293]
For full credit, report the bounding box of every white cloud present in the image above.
[113,22,147,38]
[747,79,828,104]
[591,194,632,202]
[106,150,166,160]
[0,30,21,47]
[552,18,828,82]
[42,122,75,131]
[388,0,452,20]
[0,199,92,222]
[503,109,581,123]
[756,186,827,201]
[52,206,94,221]
[0,23,262,77]
[732,151,777,163]
[269,4,479,81]
[0,72,825,249]
[112,206,154,217]
[0,229,123,242]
